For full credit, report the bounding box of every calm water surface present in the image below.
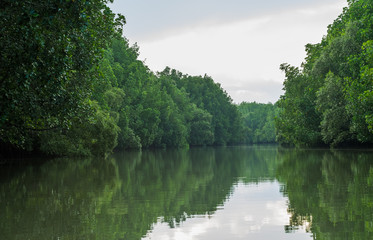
[1,145,373,239]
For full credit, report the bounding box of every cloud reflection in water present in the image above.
[143,181,312,240]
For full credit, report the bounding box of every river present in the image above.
[1,145,372,239]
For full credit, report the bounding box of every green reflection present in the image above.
[0,145,278,239]
[277,149,373,239]
[2,146,372,239]
[111,146,278,239]
[0,157,122,240]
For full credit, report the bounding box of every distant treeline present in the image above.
[0,0,276,157]
[238,102,277,144]
[276,0,373,147]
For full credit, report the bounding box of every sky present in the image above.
[109,0,348,103]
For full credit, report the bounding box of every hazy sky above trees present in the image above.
[109,0,347,103]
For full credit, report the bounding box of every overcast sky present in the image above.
[109,0,347,103]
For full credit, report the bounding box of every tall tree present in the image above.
[276,0,373,147]
[0,0,125,149]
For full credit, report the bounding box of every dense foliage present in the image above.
[1,0,286,157]
[85,38,246,152]
[2,0,270,156]
[238,102,277,144]
[0,0,125,155]
[161,68,244,146]
[276,0,373,147]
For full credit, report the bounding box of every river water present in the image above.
[1,145,372,239]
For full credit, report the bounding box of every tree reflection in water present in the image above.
[277,149,373,240]
[0,146,372,240]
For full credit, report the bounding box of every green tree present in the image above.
[189,106,214,146]
[238,102,277,144]
[276,0,373,147]
[173,72,243,145]
[0,0,125,150]
[346,40,373,142]
[316,72,352,147]
[39,101,120,157]
[276,64,322,146]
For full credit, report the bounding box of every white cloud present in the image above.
[134,1,346,103]
[110,0,345,41]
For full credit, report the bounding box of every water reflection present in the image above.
[277,149,373,240]
[144,181,311,240]
[0,157,122,240]
[0,146,372,239]
[112,145,279,239]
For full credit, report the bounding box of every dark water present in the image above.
[1,145,373,240]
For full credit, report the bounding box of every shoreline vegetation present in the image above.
[275,0,373,148]
[0,0,276,158]
[1,0,372,158]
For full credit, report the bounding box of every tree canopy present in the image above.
[238,102,277,144]
[1,1,256,156]
[0,0,125,153]
[276,0,373,147]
